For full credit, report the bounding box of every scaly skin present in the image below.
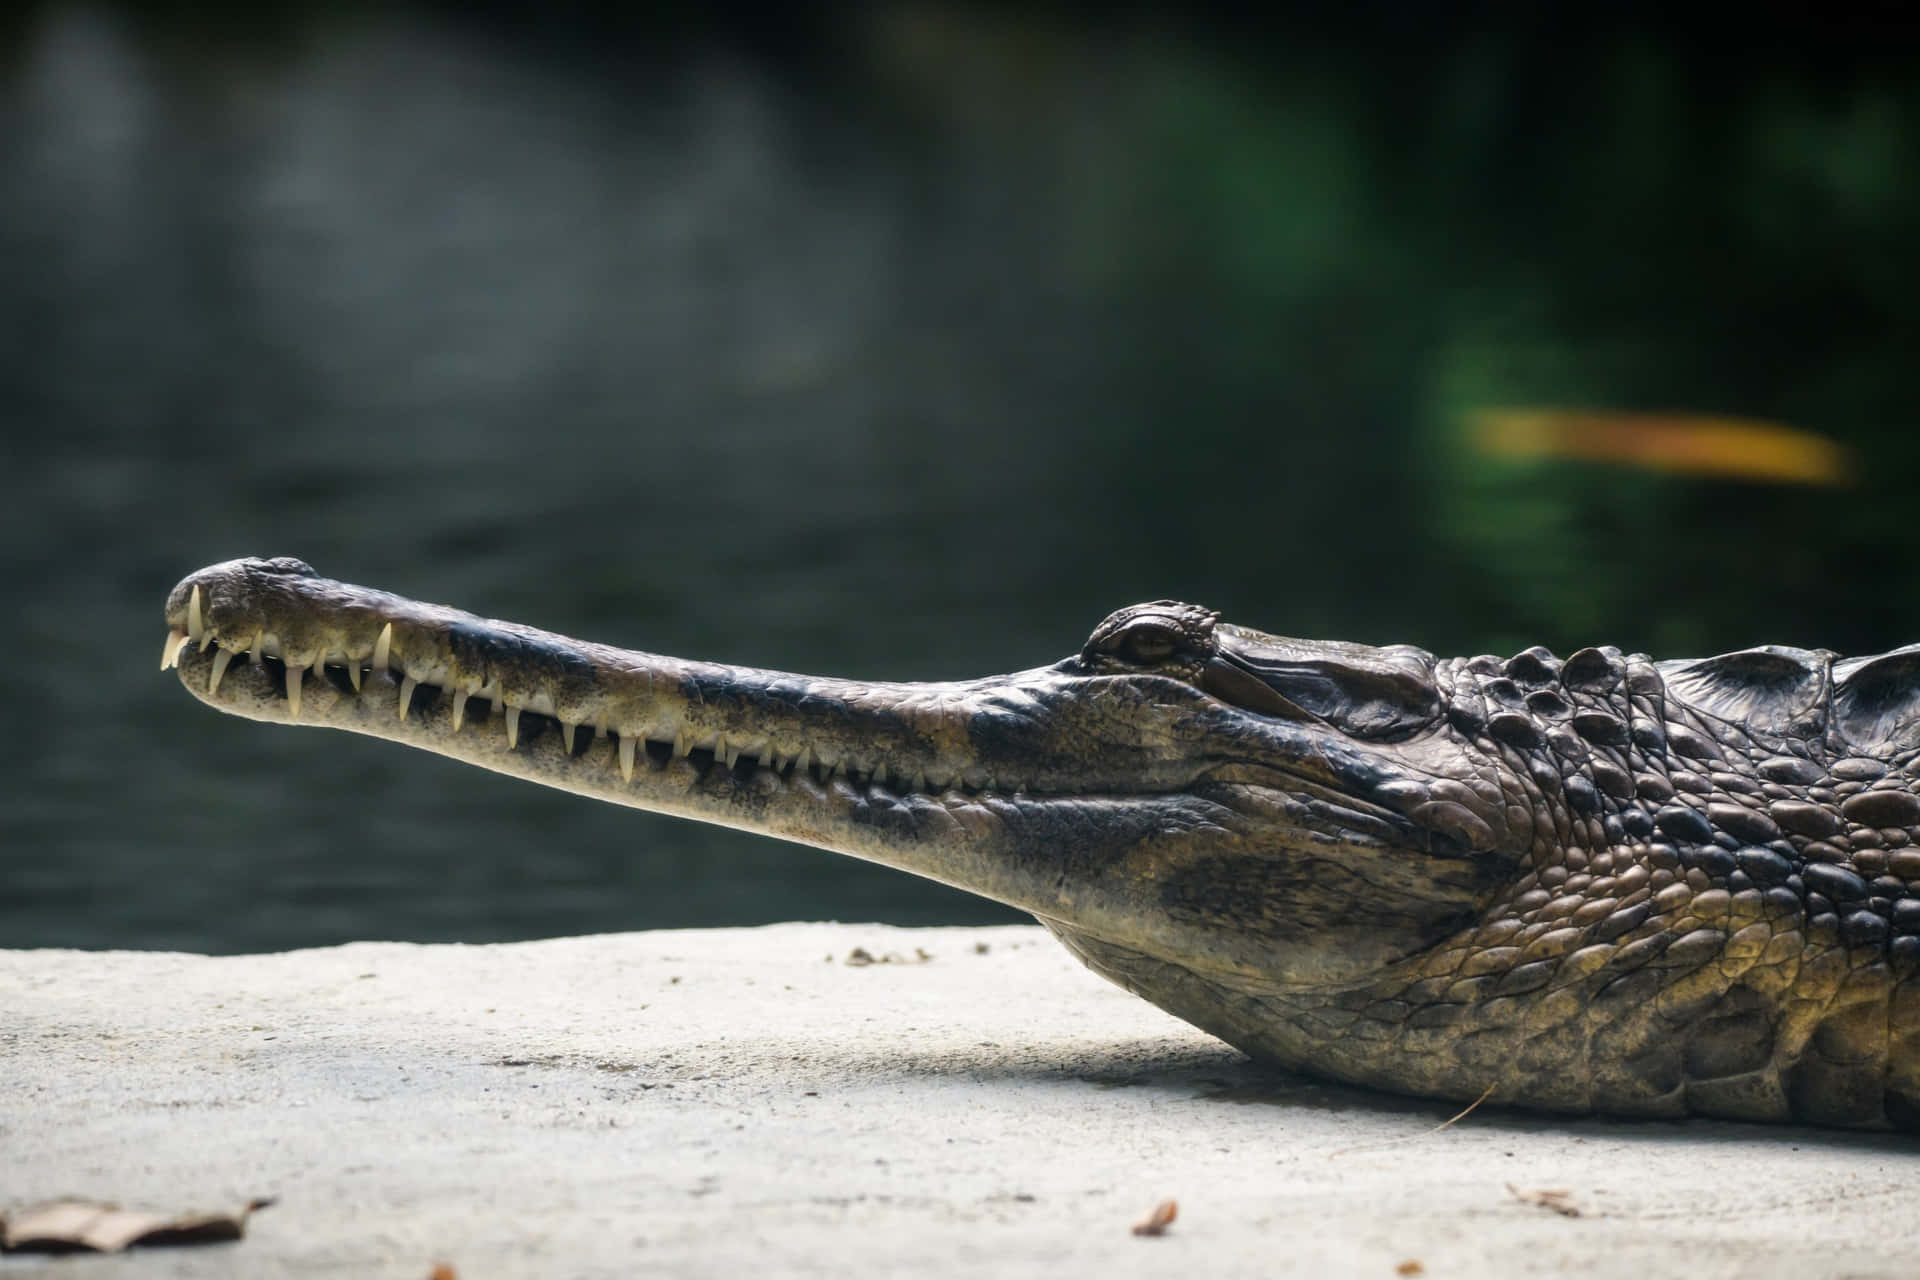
[161,558,1920,1128]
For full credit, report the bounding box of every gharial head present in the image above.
[161,556,1523,997]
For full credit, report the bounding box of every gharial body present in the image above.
[162,557,1920,1129]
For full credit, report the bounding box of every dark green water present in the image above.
[5,5,1917,951]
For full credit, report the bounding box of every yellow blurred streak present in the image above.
[1470,409,1854,487]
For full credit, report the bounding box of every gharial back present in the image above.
[1051,637,1920,1130]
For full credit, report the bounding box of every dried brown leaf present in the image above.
[842,946,933,966]
[1506,1183,1583,1217]
[1,1197,274,1254]
[1131,1198,1178,1237]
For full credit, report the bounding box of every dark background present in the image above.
[5,3,1917,952]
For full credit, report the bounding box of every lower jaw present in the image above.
[166,638,1160,920]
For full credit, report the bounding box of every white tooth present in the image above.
[594,714,607,741]
[765,747,782,770]
[187,585,204,646]
[714,734,730,765]
[486,684,502,716]
[909,771,927,793]
[561,721,577,754]
[286,664,303,719]
[506,706,521,749]
[618,734,636,783]
[160,629,189,670]
[208,646,234,695]
[311,653,326,681]
[348,661,362,693]
[452,688,468,731]
[399,676,417,721]
[793,746,812,775]
[372,623,392,673]
[249,634,264,665]
[673,728,691,758]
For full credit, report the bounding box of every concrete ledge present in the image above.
[4,924,1915,1277]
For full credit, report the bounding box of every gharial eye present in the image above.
[1110,620,1181,665]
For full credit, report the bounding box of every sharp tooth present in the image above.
[765,747,782,771]
[249,634,264,665]
[311,653,326,681]
[793,746,812,775]
[348,660,362,692]
[487,685,502,716]
[208,646,234,695]
[714,734,730,765]
[399,676,417,720]
[561,721,577,754]
[506,706,521,749]
[160,629,189,670]
[618,734,636,783]
[673,728,691,758]
[594,714,607,741]
[286,664,303,719]
[372,623,392,673]
[452,688,468,731]
[187,585,204,646]
[909,770,927,793]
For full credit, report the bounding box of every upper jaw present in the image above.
[159,558,1216,804]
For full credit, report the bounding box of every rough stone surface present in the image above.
[3,924,1917,1278]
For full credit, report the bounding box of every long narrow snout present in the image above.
[159,557,1233,951]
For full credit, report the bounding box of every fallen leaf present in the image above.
[1,1197,274,1254]
[1506,1184,1582,1217]
[1396,1261,1425,1276]
[842,947,932,966]
[1131,1198,1178,1237]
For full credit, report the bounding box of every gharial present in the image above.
[162,557,1920,1130]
